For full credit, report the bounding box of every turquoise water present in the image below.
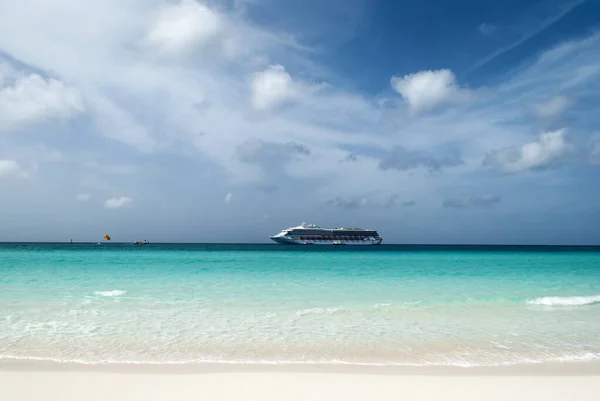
[1,243,600,366]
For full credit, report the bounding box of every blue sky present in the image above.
[0,0,599,244]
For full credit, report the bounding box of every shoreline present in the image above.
[2,358,600,376]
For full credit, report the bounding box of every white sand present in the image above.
[1,365,600,401]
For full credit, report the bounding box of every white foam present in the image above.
[1,353,598,367]
[550,353,599,362]
[374,301,421,308]
[527,295,600,306]
[296,307,346,317]
[94,290,127,297]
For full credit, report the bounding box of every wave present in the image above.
[1,353,598,368]
[527,295,600,306]
[94,290,127,297]
[374,301,421,308]
[296,307,346,317]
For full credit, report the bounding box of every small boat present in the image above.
[332,241,345,246]
[133,240,149,245]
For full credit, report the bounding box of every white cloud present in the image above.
[104,196,133,209]
[532,95,571,119]
[147,0,221,54]
[0,160,26,177]
[0,72,84,132]
[250,64,321,111]
[483,129,571,173]
[390,69,468,113]
[224,192,233,204]
[76,193,91,202]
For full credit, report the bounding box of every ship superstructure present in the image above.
[270,223,382,245]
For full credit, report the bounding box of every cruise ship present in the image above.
[270,223,382,245]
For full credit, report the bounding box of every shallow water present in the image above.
[1,243,599,366]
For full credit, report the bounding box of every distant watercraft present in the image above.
[270,223,382,246]
[133,240,149,245]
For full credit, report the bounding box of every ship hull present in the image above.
[270,236,382,246]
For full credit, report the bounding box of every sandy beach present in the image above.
[1,362,599,401]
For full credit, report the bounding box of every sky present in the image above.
[1,0,599,244]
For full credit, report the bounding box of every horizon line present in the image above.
[1,242,599,247]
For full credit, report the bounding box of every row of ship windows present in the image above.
[288,232,377,236]
[291,236,374,240]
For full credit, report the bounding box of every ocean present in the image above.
[1,243,600,367]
